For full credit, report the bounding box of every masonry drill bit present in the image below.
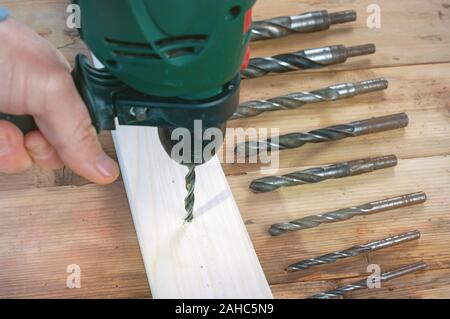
[236,113,409,158]
[251,10,357,42]
[269,192,426,235]
[241,44,376,79]
[287,230,421,272]
[251,155,398,193]
[184,164,196,223]
[308,261,427,299]
[232,78,389,120]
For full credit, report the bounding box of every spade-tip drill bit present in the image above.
[269,192,427,235]
[251,155,398,193]
[241,44,376,79]
[287,230,421,272]
[232,78,389,120]
[184,164,196,223]
[308,261,427,299]
[251,10,357,42]
[236,113,409,158]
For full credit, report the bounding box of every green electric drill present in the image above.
[0,0,256,221]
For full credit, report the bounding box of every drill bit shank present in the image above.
[308,262,427,299]
[287,230,421,272]
[232,78,389,119]
[269,192,427,235]
[251,155,398,193]
[241,44,376,79]
[236,113,409,158]
[251,10,357,41]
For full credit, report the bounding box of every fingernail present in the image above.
[0,135,11,156]
[0,7,10,22]
[95,153,118,178]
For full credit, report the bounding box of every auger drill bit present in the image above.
[251,10,357,42]
[287,230,421,272]
[269,192,427,235]
[184,164,196,223]
[241,44,376,79]
[236,113,409,158]
[251,155,398,193]
[308,262,427,299]
[232,78,389,120]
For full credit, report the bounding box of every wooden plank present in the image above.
[112,126,272,298]
[0,183,150,298]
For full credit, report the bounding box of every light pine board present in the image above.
[112,127,272,299]
[0,0,449,298]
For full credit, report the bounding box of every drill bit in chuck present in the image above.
[308,262,427,299]
[287,230,421,272]
[236,113,409,158]
[251,10,357,42]
[184,164,196,223]
[251,155,398,193]
[269,192,427,235]
[232,78,389,120]
[241,44,376,79]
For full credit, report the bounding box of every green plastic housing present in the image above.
[73,0,255,98]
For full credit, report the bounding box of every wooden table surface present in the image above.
[1,0,449,298]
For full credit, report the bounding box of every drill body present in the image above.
[73,0,255,164]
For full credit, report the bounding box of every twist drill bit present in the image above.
[236,113,409,158]
[241,44,376,79]
[251,10,357,42]
[232,78,389,120]
[251,155,398,193]
[184,164,196,223]
[308,262,427,299]
[269,192,427,235]
[287,230,421,272]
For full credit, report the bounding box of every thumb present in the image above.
[33,73,119,184]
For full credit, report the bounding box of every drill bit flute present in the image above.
[241,44,376,79]
[287,230,421,272]
[251,155,398,193]
[251,10,357,42]
[269,192,426,235]
[184,164,196,222]
[236,113,409,157]
[308,262,427,299]
[232,78,389,120]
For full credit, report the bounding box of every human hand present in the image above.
[0,17,119,184]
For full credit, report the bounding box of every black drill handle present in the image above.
[0,113,38,134]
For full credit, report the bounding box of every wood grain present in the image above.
[0,183,150,298]
[112,127,272,299]
[0,0,449,298]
